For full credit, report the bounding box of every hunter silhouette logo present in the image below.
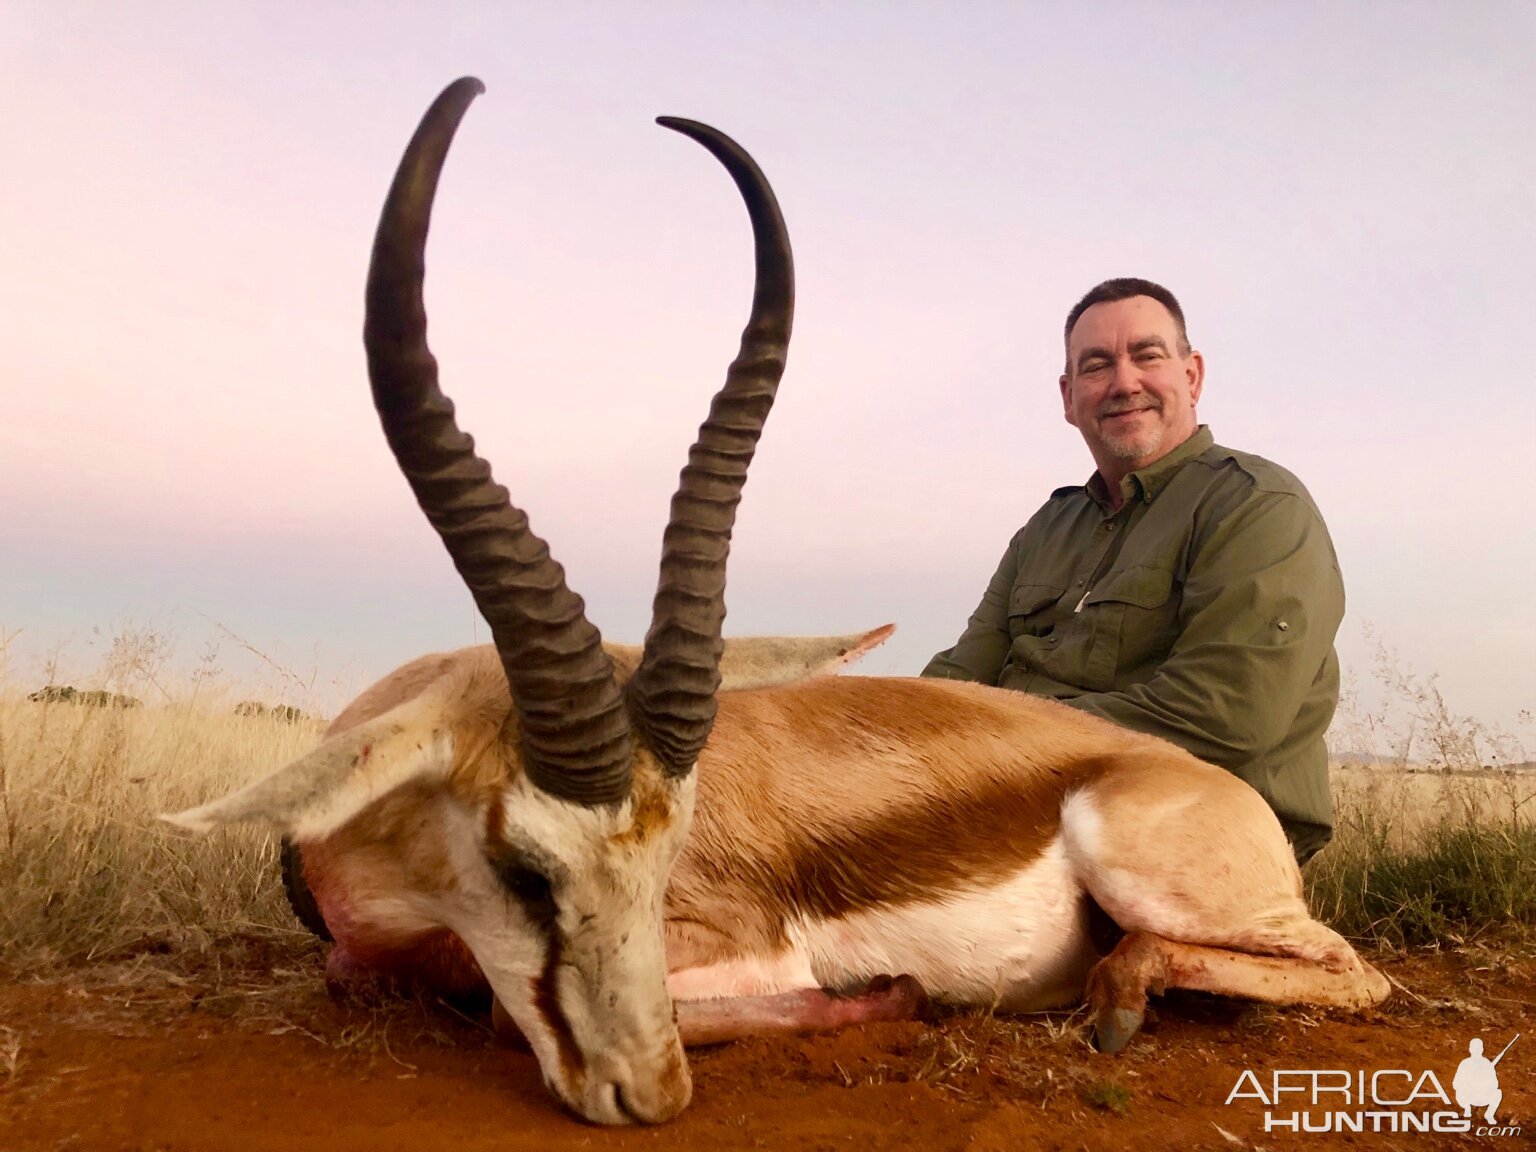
[1455,1034,1517,1126]
[1223,1031,1522,1137]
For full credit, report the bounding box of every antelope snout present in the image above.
[573,1037,692,1125]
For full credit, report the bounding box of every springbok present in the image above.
[167,77,1389,1126]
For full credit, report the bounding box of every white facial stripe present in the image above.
[436,771,697,1122]
[426,795,574,1083]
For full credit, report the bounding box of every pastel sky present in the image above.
[3,3,1532,745]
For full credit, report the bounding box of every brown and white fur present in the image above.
[170,634,1387,1123]
[164,78,1387,1126]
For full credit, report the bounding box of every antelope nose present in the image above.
[597,1044,692,1125]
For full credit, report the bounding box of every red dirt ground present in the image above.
[1,941,1530,1152]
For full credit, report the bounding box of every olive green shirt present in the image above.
[923,427,1343,862]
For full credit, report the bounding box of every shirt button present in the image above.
[1277,621,1290,631]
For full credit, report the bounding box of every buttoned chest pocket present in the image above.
[1007,583,1066,639]
[1080,566,1180,685]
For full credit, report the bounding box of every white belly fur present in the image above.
[789,836,1097,1011]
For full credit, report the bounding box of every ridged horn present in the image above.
[364,77,631,806]
[626,118,794,775]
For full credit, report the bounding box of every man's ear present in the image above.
[1187,350,1205,407]
[1060,373,1078,427]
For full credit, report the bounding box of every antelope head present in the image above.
[165,77,793,1125]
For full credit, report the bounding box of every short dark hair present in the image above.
[1063,278,1191,373]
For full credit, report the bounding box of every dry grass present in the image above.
[1305,767,1536,948]
[1330,763,1532,843]
[0,669,324,974]
[1308,634,1534,947]
[0,1024,20,1083]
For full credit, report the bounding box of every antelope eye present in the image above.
[491,856,557,926]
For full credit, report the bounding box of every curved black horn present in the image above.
[364,77,632,806]
[626,119,794,775]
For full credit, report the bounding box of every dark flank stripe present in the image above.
[767,770,1098,920]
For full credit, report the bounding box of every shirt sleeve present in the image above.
[920,534,1020,684]
[1061,490,1344,766]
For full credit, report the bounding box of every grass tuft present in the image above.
[1080,1077,1132,1114]
[1307,808,1536,948]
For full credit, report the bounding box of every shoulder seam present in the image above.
[1190,447,1313,498]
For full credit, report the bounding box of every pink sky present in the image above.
[3,4,1532,749]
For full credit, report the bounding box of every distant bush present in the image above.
[27,685,141,709]
[234,701,316,724]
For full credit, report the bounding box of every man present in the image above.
[923,278,1343,863]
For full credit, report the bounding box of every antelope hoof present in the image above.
[1093,1005,1145,1054]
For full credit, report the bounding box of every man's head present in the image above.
[1059,278,1204,490]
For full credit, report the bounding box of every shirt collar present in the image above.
[1084,425,1213,511]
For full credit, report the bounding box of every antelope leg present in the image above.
[1086,930,1391,1054]
[491,974,927,1049]
[676,974,928,1045]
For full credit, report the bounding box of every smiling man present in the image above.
[923,278,1344,863]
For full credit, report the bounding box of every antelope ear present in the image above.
[161,692,455,841]
[717,624,896,690]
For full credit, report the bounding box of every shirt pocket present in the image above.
[1080,565,1180,688]
[1006,582,1066,639]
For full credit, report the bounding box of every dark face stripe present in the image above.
[530,936,585,1086]
[487,793,584,1083]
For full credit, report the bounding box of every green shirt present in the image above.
[922,426,1343,862]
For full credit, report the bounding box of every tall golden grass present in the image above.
[0,685,322,973]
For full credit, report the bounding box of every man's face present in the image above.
[1059,295,1204,480]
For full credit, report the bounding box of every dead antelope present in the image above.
[166,77,1389,1126]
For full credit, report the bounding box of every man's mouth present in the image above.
[1102,406,1157,422]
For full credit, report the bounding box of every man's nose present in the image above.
[1107,356,1142,391]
